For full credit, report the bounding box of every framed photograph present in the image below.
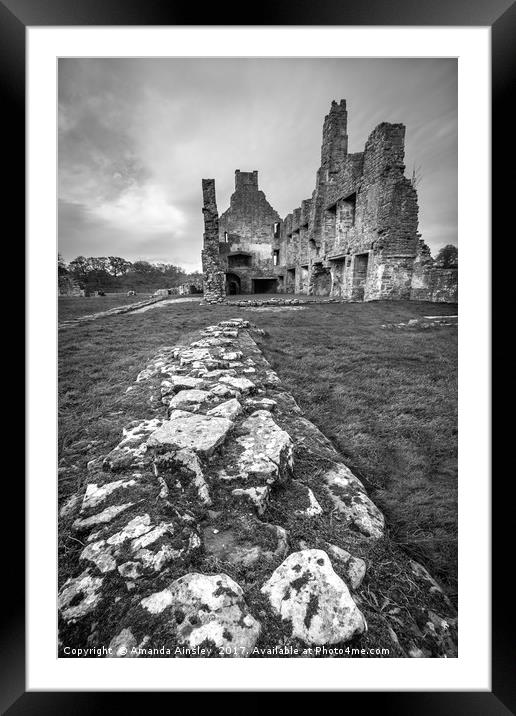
[8,0,509,708]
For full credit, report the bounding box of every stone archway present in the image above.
[225,272,241,295]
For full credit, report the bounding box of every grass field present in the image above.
[58,298,457,599]
[58,293,153,321]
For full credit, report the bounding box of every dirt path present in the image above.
[59,295,202,329]
[131,296,201,314]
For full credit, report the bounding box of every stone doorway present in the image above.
[225,273,241,295]
[352,253,369,301]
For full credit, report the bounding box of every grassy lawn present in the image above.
[59,299,457,598]
[58,293,153,321]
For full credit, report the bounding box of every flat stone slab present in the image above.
[191,337,234,348]
[325,543,367,590]
[81,479,137,512]
[245,397,277,411]
[261,549,366,645]
[220,350,243,361]
[324,465,384,538]
[234,410,293,484]
[293,483,323,518]
[207,398,242,421]
[163,376,205,393]
[218,375,256,393]
[140,573,260,656]
[231,485,270,515]
[108,628,138,658]
[58,570,104,622]
[171,448,211,505]
[78,510,199,579]
[73,503,134,531]
[209,384,240,399]
[102,418,163,471]
[168,389,211,411]
[179,348,213,365]
[147,413,233,457]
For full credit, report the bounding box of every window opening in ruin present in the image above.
[273,222,281,238]
[309,238,320,257]
[227,253,251,268]
[343,193,357,226]
[224,231,229,242]
[273,250,280,266]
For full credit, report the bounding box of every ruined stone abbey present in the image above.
[202,100,457,303]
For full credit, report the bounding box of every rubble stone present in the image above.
[261,550,366,644]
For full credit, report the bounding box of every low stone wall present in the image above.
[203,297,350,307]
[59,318,457,658]
[410,267,458,303]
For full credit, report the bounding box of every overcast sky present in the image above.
[58,58,457,271]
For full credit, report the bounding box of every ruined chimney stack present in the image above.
[321,99,348,173]
[235,169,259,190]
[201,178,225,302]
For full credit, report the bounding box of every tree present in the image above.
[435,244,458,268]
[108,256,132,278]
[58,253,68,276]
[132,261,156,275]
[88,256,110,273]
[68,256,90,284]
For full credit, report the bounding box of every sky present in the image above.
[58,58,457,272]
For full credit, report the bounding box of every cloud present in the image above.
[90,183,186,235]
[58,58,457,266]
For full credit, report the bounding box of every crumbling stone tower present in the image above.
[292,99,421,300]
[201,179,225,302]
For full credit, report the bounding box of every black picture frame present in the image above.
[9,0,511,710]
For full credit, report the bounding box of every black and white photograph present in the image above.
[56,57,460,660]
[0,0,505,701]
[4,7,502,705]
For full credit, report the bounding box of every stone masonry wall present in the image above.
[277,101,429,301]
[59,317,457,657]
[202,100,457,304]
[410,239,458,303]
[217,171,281,294]
[201,179,226,302]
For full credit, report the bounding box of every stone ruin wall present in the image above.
[201,99,457,304]
[217,170,281,295]
[410,240,458,303]
[59,317,457,657]
[201,179,226,303]
[282,102,436,302]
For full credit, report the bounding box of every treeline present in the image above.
[58,255,202,293]
[434,245,458,269]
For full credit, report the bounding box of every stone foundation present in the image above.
[59,318,457,658]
